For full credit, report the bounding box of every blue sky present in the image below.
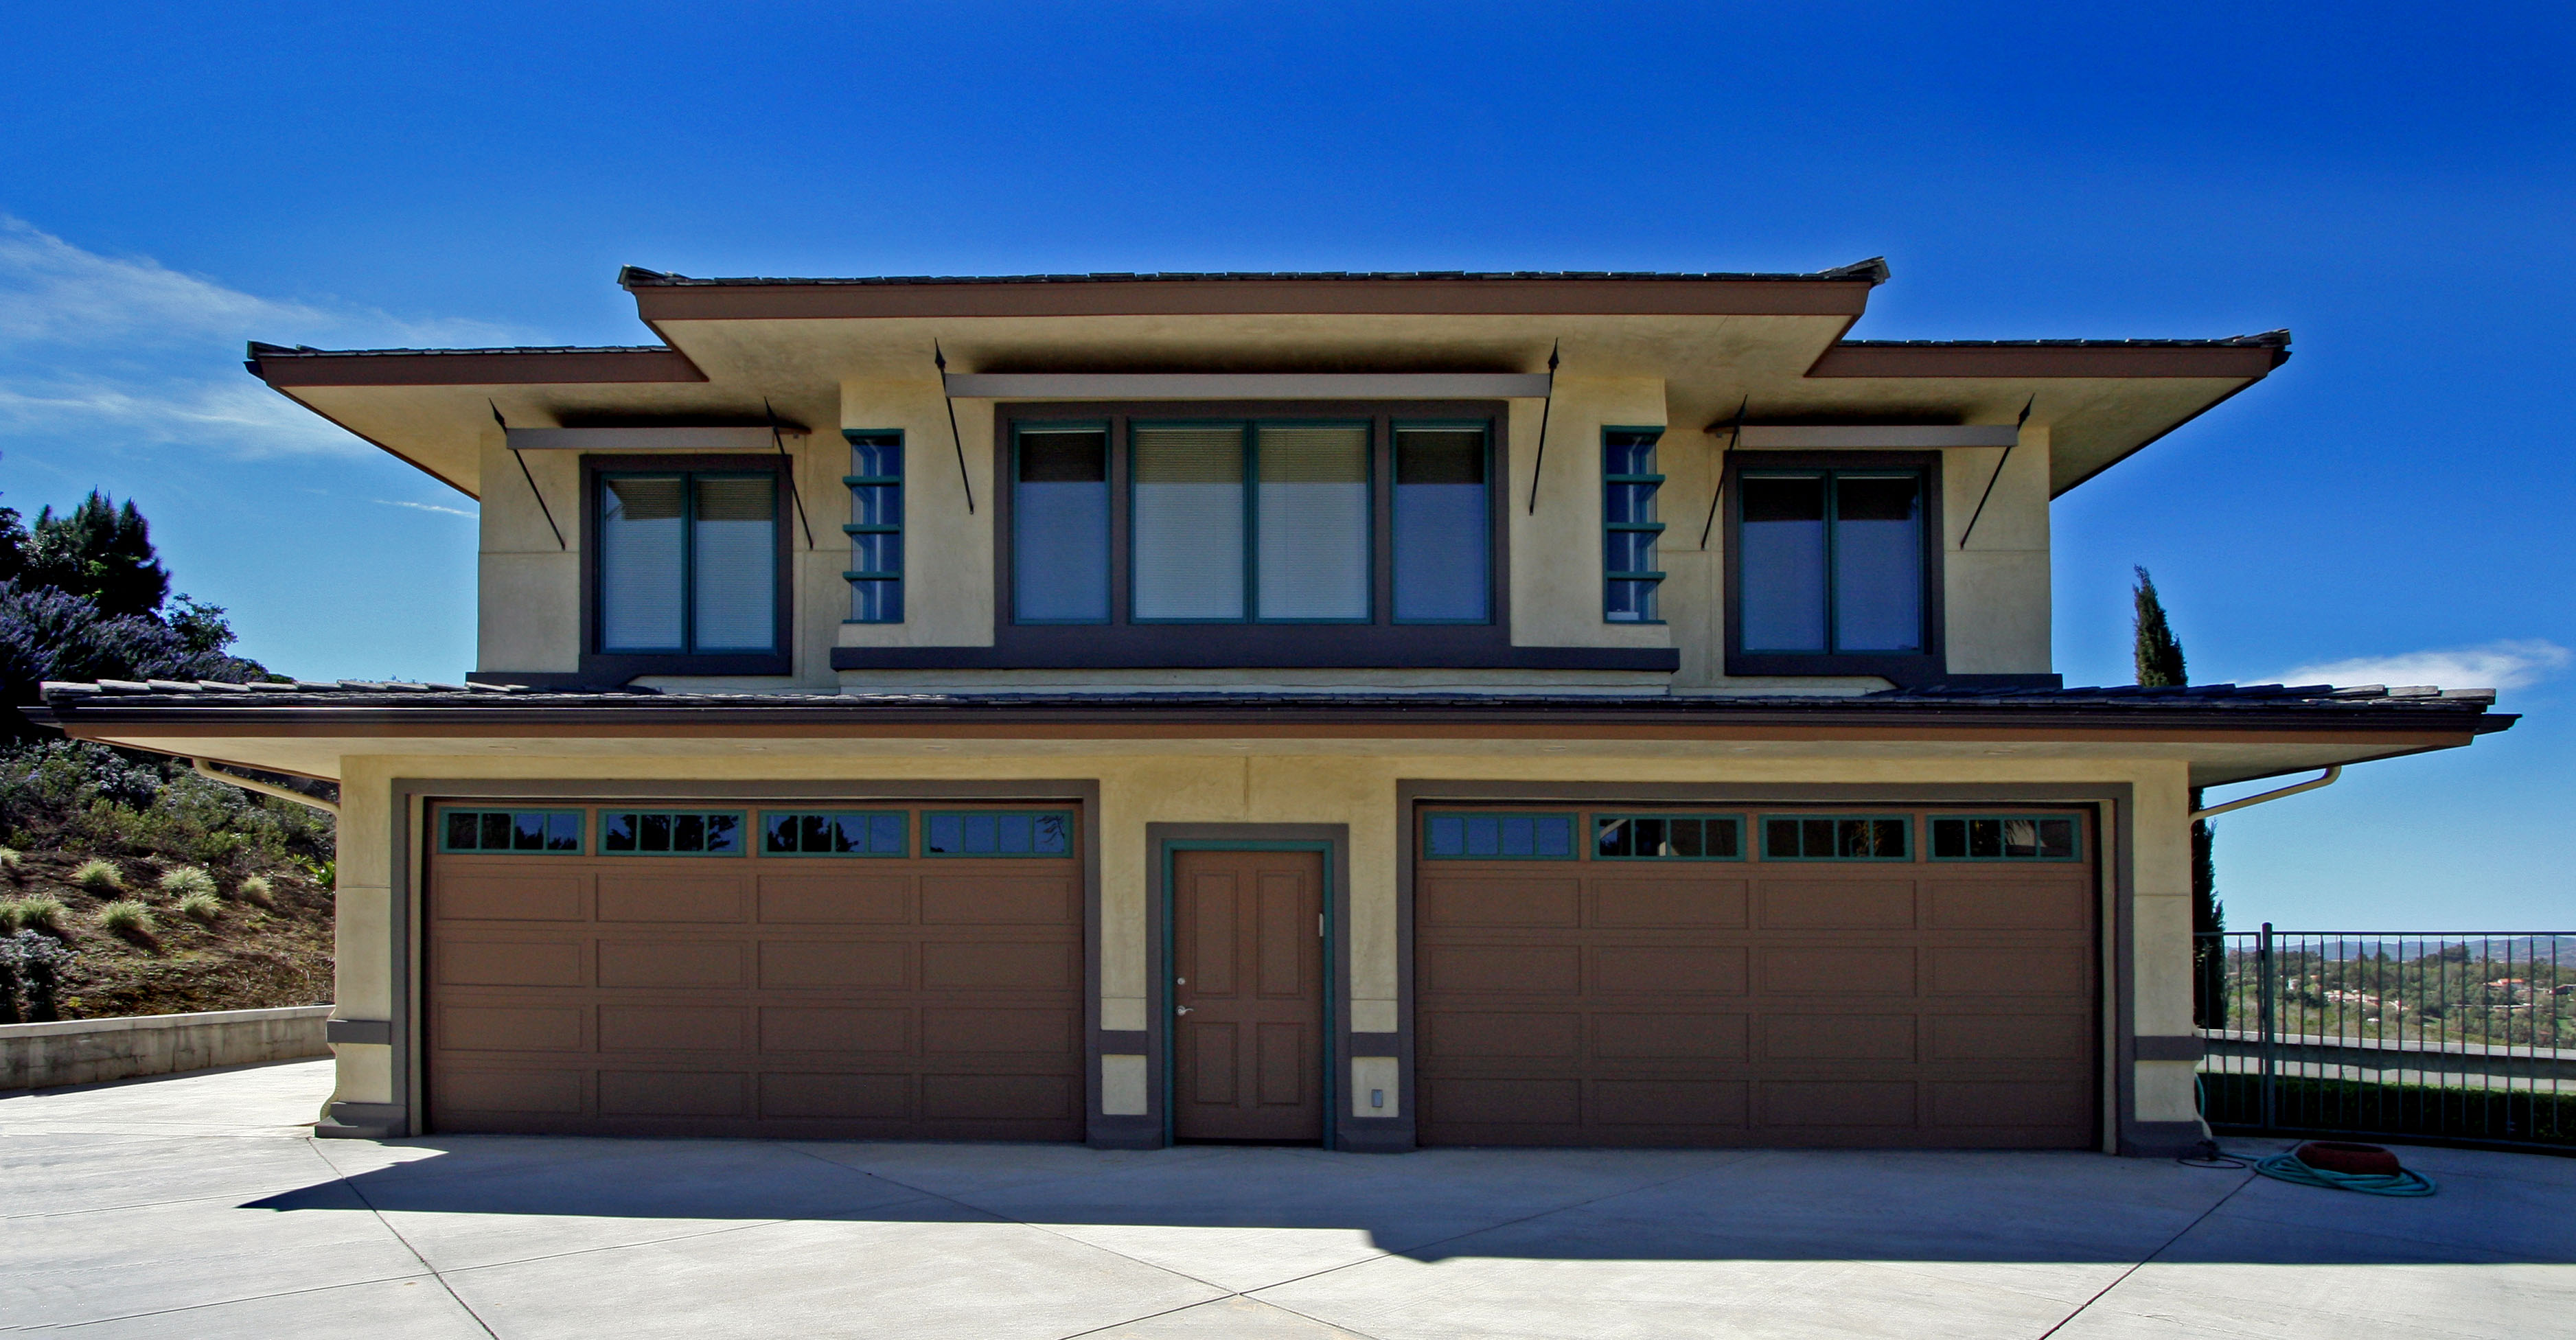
[2,4,2568,927]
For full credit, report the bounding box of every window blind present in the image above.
[1131,426,1245,620]
[691,476,777,651]
[1254,424,1369,620]
[1392,428,1489,621]
[1013,429,1112,622]
[599,476,685,651]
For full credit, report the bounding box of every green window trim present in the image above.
[437,808,586,855]
[1420,811,1580,860]
[1592,813,1746,861]
[845,430,904,624]
[1602,427,1666,624]
[759,810,910,857]
[1929,814,2084,862]
[1760,814,1914,862]
[599,809,748,856]
[922,810,1077,857]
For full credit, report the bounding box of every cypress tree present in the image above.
[25,492,170,618]
[2135,567,2224,1026]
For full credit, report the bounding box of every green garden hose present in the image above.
[2253,1151,2437,1197]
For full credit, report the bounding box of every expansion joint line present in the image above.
[302,1140,505,1339]
[2032,1166,2257,1339]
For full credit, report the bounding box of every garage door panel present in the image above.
[439,1068,584,1116]
[1592,1081,1748,1127]
[598,1004,752,1053]
[597,874,752,924]
[599,1070,750,1118]
[761,1072,912,1120]
[437,871,588,921]
[760,940,908,990]
[1929,1013,2092,1061]
[1760,1080,1918,1128]
[1589,1012,1749,1061]
[437,938,586,988]
[1761,947,1916,995]
[1591,879,1747,928]
[1434,1078,1582,1127]
[1761,1015,1919,1061]
[1424,945,1580,994]
[1420,876,1583,928]
[1926,881,2089,931]
[437,1004,584,1054]
[758,875,910,925]
[1592,946,1748,995]
[430,804,1083,1141]
[922,940,1078,991]
[922,875,1080,925]
[598,940,747,989]
[1758,880,1918,929]
[1928,947,2087,997]
[1929,1081,2091,1130]
[1424,1011,1581,1059]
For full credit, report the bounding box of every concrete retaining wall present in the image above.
[1,1005,332,1091]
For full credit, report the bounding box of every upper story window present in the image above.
[1602,428,1664,623]
[844,431,903,623]
[1737,470,1924,654]
[1014,425,1112,623]
[597,470,779,654]
[1393,425,1491,622]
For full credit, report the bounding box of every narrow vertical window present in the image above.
[598,470,777,654]
[844,431,904,623]
[1392,426,1490,622]
[1254,423,1370,621]
[1736,471,1924,655]
[1602,428,1665,623]
[1013,426,1111,622]
[1131,425,1246,621]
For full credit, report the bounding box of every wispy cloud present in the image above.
[372,498,479,519]
[0,216,520,459]
[2276,639,2571,691]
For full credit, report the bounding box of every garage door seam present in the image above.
[2031,1168,2257,1339]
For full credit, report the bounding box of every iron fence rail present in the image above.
[2193,927,2576,1148]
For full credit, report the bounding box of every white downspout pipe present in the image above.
[2189,765,2340,822]
[192,758,340,818]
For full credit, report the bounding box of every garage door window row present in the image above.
[1425,811,2084,864]
[435,807,1079,861]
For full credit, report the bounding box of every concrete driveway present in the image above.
[3,1061,2568,1338]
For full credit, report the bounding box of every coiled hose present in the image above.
[2253,1151,2437,1197]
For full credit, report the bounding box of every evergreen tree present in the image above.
[2134,567,2225,1027]
[23,492,170,617]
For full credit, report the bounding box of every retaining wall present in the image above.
[1,1005,332,1091]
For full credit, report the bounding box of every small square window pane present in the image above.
[851,437,902,478]
[1497,817,1534,857]
[674,813,705,853]
[798,814,829,853]
[927,814,963,854]
[1933,819,1966,859]
[850,531,902,575]
[603,813,637,852]
[1802,818,1834,857]
[765,814,797,853]
[1632,818,1668,857]
[1672,820,1705,858]
[511,812,547,851]
[1464,816,1501,857]
[446,811,479,850]
[1606,529,1659,575]
[1534,817,1572,858]
[1427,816,1466,857]
[1707,820,1740,858]
[1597,818,1632,857]
[871,813,906,854]
[547,813,582,851]
[1969,819,2001,858]
[1766,818,1801,858]
[706,814,741,853]
[2038,819,2077,859]
[2002,819,2039,858]
[851,579,902,623]
[641,813,672,853]
[963,814,999,854]
[1873,820,1909,857]
[1605,580,1659,623]
[480,813,511,851]
[851,485,901,527]
[996,813,1035,854]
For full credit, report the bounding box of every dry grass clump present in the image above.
[71,859,124,894]
[176,891,224,924]
[95,899,154,943]
[235,875,275,908]
[157,866,218,900]
[3,895,67,935]
[0,846,21,871]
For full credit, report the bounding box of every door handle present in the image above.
[1176,1006,1193,1016]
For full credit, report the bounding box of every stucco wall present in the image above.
[325,745,2194,1146]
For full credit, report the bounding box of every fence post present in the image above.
[2257,921,2277,1131]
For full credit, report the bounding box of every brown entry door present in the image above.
[1173,849,1326,1142]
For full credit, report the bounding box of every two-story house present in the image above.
[34,262,2511,1155]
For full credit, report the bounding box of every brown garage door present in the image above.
[425,803,1083,1139]
[1414,807,2097,1148]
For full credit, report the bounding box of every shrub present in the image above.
[157,866,217,900]
[236,874,275,908]
[176,891,222,923]
[96,899,153,941]
[71,858,123,894]
[8,895,65,934]
[0,845,19,870]
[0,929,71,1022]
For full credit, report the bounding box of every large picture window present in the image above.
[597,470,779,654]
[1736,469,1927,655]
[1126,421,1373,623]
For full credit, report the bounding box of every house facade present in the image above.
[35,263,2510,1155]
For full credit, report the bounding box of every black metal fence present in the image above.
[2194,927,2576,1149]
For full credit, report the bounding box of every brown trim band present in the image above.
[630,277,1878,323]
[251,348,706,387]
[1808,344,2283,380]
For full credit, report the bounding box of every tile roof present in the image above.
[615,260,1895,288]
[1835,331,2291,351]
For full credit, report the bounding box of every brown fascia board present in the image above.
[1807,334,2291,380]
[617,265,1887,321]
[246,343,706,388]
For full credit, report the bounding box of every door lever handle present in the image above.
[1175,1006,1193,1016]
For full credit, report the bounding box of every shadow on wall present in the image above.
[244,1137,2568,1267]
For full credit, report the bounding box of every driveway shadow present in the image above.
[244,1135,2574,1268]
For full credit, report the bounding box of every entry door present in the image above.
[1173,849,1326,1142]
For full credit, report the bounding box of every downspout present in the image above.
[2189,765,2339,822]
[192,758,340,818]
